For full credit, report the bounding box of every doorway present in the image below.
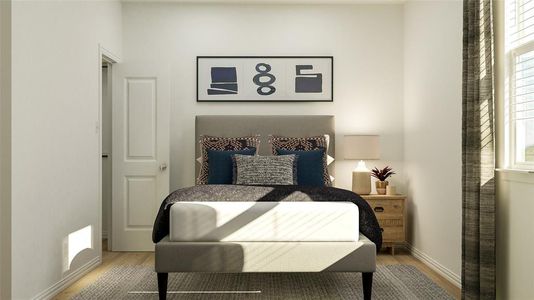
[100,49,117,252]
[101,62,112,251]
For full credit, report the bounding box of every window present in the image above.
[506,0,534,169]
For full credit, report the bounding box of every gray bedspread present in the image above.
[152,185,382,249]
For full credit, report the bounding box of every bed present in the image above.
[152,115,381,300]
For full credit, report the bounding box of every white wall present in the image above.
[10,1,122,298]
[403,0,462,284]
[496,172,534,299]
[122,3,464,285]
[0,1,12,298]
[122,3,406,192]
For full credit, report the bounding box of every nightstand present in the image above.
[360,194,406,255]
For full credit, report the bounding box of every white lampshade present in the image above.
[344,135,381,195]
[343,135,380,160]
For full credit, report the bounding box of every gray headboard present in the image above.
[195,115,335,179]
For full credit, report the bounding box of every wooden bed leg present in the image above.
[157,272,168,300]
[362,272,373,300]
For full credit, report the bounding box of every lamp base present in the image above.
[352,171,371,195]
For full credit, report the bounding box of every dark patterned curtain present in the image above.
[462,0,496,299]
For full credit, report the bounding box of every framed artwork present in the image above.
[197,56,333,102]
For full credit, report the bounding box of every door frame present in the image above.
[97,45,119,255]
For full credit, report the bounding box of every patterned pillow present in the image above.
[197,135,260,185]
[268,135,332,186]
[232,154,298,186]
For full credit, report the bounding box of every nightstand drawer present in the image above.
[378,218,403,227]
[369,200,403,215]
[381,226,404,242]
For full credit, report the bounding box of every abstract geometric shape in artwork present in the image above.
[295,65,322,93]
[207,67,238,95]
[253,63,276,96]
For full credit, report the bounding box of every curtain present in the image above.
[462,0,496,299]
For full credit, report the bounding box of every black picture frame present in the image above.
[196,56,334,102]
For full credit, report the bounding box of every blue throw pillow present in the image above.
[207,148,256,184]
[276,148,325,187]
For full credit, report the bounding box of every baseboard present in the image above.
[32,256,101,300]
[406,243,461,288]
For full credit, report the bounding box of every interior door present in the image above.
[112,63,170,251]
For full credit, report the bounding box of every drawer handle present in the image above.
[374,207,384,213]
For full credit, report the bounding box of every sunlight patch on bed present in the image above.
[171,202,359,242]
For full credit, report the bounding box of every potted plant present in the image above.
[371,166,396,195]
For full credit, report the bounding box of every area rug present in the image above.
[72,265,453,299]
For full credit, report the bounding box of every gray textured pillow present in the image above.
[232,155,298,186]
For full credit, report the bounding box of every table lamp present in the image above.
[343,135,380,195]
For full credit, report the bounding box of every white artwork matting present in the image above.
[197,56,333,102]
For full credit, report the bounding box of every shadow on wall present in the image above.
[403,176,415,246]
[526,145,534,162]
[496,173,514,299]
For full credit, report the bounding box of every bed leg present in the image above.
[362,272,373,300]
[157,272,168,300]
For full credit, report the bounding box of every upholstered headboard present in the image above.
[195,115,335,180]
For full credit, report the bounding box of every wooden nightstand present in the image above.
[360,194,406,255]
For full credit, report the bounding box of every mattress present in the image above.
[169,201,359,242]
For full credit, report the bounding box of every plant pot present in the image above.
[376,180,388,195]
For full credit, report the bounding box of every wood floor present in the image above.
[54,242,461,300]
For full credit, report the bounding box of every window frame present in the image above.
[508,42,534,170]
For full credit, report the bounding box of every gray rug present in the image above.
[72,265,453,299]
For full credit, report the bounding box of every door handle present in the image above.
[159,163,168,171]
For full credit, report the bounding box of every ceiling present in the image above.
[121,0,406,4]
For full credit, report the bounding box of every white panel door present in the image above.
[112,64,170,251]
